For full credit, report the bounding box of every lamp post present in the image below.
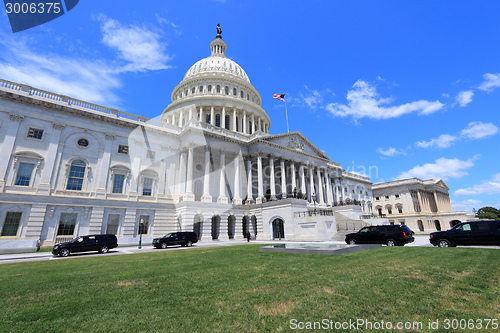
[138,218,143,249]
[312,192,317,216]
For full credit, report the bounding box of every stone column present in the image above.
[433,191,440,212]
[37,122,65,195]
[299,165,306,196]
[199,105,203,122]
[175,149,186,202]
[219,214,229,240]
[308,166,315,202]
[251,113,255,134]
[246,158,254,204]
[128,140,142,200]
[232,108,237,131]
[171,113,176,126]
[334,178,340,204]
[291,162,297,194]
[221,106,226,129]
[325,174,332,205]
[0,114,23,192]
[280,159,287,198]
[258,117,261,132]
[183,145,195,201]
[94,133,113,198]
[269,156,276,200]
[256,154,264,203]
[217,150,228,203]
[178,109,184,127]
[317,167,325,205]
[340,179,346,202]
[201,146,212,202]
[158,146,169,197]
[188,107,193,121]
[234,213,244,240]
[232,153,242,204]
[210,105,215,125]
[243,111,247,134]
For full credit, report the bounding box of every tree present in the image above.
[476,206,500,220]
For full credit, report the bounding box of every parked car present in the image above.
[152,232,198,249]
[52,234,118,257]
[429,220,500,247]
[345,225,415,246]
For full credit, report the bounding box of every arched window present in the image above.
[185,89,188,96]
[225,86,229,95]
[215,114,221,127]
[246,93,249,100]
[233,88,237,96]
[208,85,212,92]
[192,87,195,94]
[199,86,203,93]
[216,85,221,93]
[240,90,244,98]
[66,160,86,191]
[206,114,211,124]
[225,115,230,130]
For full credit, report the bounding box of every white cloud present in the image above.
[377,147,406,157]
[450,199,483,212]
[416,134,457,149]
[99,15,172,72]
[478,73,500,92]
[455,90,474,107]
[326,80,444,120]
[397,155,478,181]
[0,39,121,105]
[0,16,173,105]
[454,173,500,196]
[460,121,499,140]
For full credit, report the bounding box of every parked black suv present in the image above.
[345,225,415,246]
[430,220,500,247]
[52,234,118,257]
[152,232,198,249]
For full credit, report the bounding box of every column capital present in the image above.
[53,123,65,131]
[104,134,115,141]
[9,113,24,123]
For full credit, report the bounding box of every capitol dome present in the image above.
[161,30,270,135]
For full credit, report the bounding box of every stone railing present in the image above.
[0,78,163,128]
[294,210,334,218]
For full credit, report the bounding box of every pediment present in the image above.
[261,132,328,159]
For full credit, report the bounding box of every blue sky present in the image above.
[0,0,499,212]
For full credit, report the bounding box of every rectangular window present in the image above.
[15,163,34,186]
[106,214,120,235]
[27,127,43,139]
[57,213,77,236]
[398,207,403,214]
[143,178,153,196]
[375,197,380,201]
[138,215,149,235]
[388,208,392,215]
[395,194,400,199]
[147,150,155,159]
[118,145,129,154]
[1,212,22,236]
[112,174,125,194]
[385,195,390,199]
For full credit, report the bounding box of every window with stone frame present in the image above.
[15,163,35,186]
[216,85,221,93]
[27,127,43,140]
[106,214,120,235]
[215,114,221,127]
[66,160,86,191]
[206,114,211,124]
[1,212,22,236]
[199,85,203,93]
[208,85,212,92]
[397,205,403,214]
[138,215,149,235]
[57,213,77,236]
[142,177,153,196]
[225,115,230,130]
[225,86,229,95]
[233,87,237,96]
[112,174,125,194]
[118,144,129,155]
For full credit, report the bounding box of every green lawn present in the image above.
[0,246,499,332]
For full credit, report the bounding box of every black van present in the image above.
[52,234,118,257]
[345,225,415,246]
[429,220,500,247]
[152,232,198,249]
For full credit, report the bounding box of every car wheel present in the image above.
[160,242,168,249]
[438,239,451,247]
[186,240,193,247]
[59,248,70,257]
[347,238,357,245]
[386,239,397,246]
[99,245,109,254]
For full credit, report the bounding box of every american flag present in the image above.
[273,93,285,101]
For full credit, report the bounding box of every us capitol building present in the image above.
[0,28,472,251]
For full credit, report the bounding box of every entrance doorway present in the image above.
[272,219,285,240]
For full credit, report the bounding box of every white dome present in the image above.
[183,39,250,83]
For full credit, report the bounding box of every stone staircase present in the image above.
[331,211,368,241]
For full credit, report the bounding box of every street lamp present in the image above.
[138,218,143,249]
[312,192,317,216]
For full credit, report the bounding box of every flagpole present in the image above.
[284,98,289,133]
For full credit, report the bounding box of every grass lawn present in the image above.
[0,245,499,332]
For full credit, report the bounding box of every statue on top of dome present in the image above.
[216,23,222,39]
